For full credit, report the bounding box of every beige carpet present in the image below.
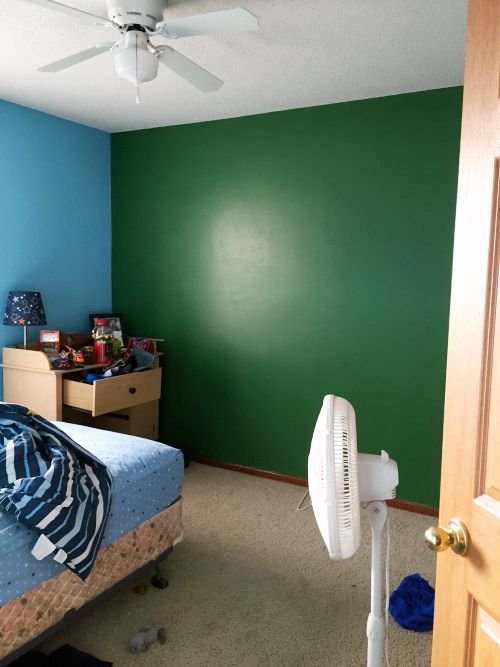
[40,463,437,666]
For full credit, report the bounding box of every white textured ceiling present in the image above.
[0,0,468,132]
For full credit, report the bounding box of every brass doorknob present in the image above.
[425,518,470,556]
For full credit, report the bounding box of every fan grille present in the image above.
[308,395,361,560]
[332,397,360,558]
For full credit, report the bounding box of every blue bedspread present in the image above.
[0,405,112,581]
[0,422,184,606]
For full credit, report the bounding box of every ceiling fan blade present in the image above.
[38,43,116,72]
[158,46,223,92]
[19,0,115,26]
[156,8,259,39]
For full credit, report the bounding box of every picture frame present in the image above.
[89,313,126,346]
[40,330,60,355]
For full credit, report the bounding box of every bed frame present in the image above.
[0,547,173,667]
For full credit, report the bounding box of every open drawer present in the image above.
[63,368,162,417]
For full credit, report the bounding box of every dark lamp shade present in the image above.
[3,291,47,327]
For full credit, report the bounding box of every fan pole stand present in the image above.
[366,500,387,667]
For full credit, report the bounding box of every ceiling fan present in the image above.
[21,0,260,102]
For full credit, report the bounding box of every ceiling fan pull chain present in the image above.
[135,34,140,104]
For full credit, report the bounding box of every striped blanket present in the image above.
[0,403,112,580]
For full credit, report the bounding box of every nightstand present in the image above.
[1,343,162,440]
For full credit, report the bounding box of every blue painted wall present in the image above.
[0,100,111,395]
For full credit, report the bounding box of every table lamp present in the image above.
[3,291,47,349]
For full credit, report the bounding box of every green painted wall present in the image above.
[111,87,463,507]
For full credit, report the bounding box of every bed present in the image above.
[0,422,184,666]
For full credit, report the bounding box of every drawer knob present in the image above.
[129,388,136,394]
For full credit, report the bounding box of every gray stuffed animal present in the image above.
[129,627,166,653]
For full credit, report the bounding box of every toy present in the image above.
[112,338,122,357]
[81,345,94,364]
[65,346,85,364]
[129,627,166,653]
[49,349,76,370]
[126,337,164,356]
[62,332,93,350]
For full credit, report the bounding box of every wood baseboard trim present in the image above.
[191,455,439,517]
[191,455,309,487]
[385,498,439,517]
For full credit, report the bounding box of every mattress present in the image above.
[0,423,184,606]
[0,498,183,662]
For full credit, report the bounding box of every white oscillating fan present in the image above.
[308,395,398,667]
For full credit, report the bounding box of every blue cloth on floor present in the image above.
[389,573,435,631]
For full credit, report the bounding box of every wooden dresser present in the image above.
[1,343,162,440]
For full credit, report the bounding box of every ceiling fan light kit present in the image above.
[308,395,399,667]
[21,0,259,102]
[114,29,158,102]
